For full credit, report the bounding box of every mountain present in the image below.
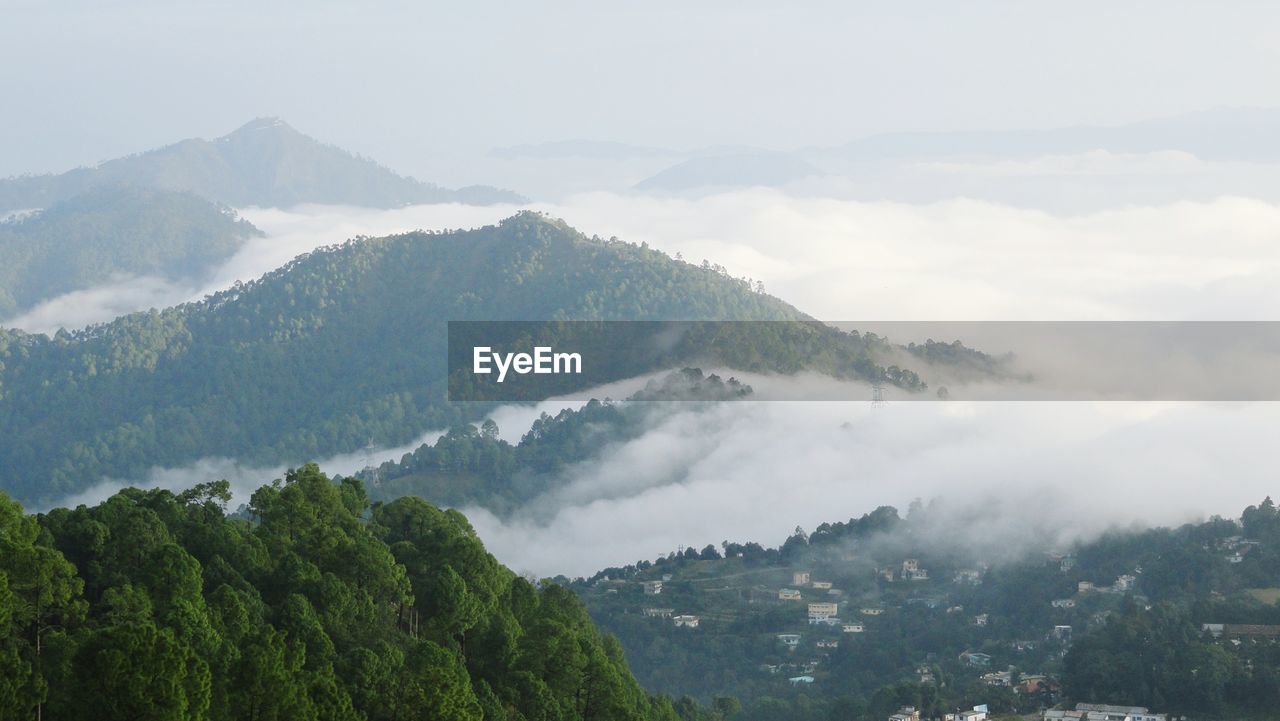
[571,497,1280,720]
[0,118,524,211]
[0,464,689,720]
[0,186,261,318]
[635,153,821,193]
[0,213,923,507]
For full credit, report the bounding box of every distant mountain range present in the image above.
[0,118,525,211]
[589,107,1280,193]
[0,186,260,318]
[814,106,1280,163]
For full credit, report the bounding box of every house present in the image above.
[917,665,935,684]
[643,581,663,595]
[779,588,803,601]
[944,706,989,721]
[973,614,989,627]
[1051,598,1075,609]
[961,651,993,667]
[816,639,839,649]
[889,706,920,721]
[673,614,700,628]
[809,616,842,627]
[1114,574,1137,592]
[955,569,982,585]
[777,634,801,647]
[642,608,673,618]
[1018,674,1057,694]
[788,675,814,685]
[982,669,1013,686]
[861,607,884,616]
[904,568,930,581]
[842,622,865,633]
[878,567,895,582]
[826,588,844,597]
[1059,555,1077,572]
[1053,625,1073,639]
[793,571,811,585]
[812,580,833,590]
[901,558,920,573]
[808,602,838,620]
[1078,581,1095,593]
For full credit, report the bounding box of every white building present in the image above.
[673,614,700,628]
[643,580,663,595]
[808,602,838,620]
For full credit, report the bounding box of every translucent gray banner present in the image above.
[447,320,1280,401]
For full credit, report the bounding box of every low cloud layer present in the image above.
[464,394,1280,577]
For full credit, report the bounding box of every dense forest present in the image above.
[569,498,1280,720]
[0,213,923,507]
[0,185,261,317]
[0,463,715,721]
[0,117,522,211]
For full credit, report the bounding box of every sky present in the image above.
[4,1,1280,183]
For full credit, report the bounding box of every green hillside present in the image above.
[0,213,915,507]
[0,185,261,317]
[0,118,522,210]
[0,463,691,721]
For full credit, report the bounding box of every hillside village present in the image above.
[572,498,1280,720]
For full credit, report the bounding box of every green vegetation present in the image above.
[568,498,1280,720]
[0,213,922,507]
[0,185,261,317]
[0,463,701,721]
[0,118,522,211]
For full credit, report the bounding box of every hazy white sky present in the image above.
[4,1,1280,180]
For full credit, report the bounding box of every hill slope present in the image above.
[0,186,261,318]
[573,497,1280,720]
[0,118,523,211]
[0,213,912,506]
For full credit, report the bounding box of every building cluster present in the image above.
[890,705,989,721]
[1043,703,1166,721]
[879,558,932,583]
[1202,622,1280,642]
[1212,534,1260,563]
[980,668,1059,695]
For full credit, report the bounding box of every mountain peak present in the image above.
[223,116,299,139]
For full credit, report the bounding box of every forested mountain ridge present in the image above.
[357,369,755,514]
[0,118,523,211]
[0,213,912,507]
[0,464,690,720]
[0,185,261,317]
